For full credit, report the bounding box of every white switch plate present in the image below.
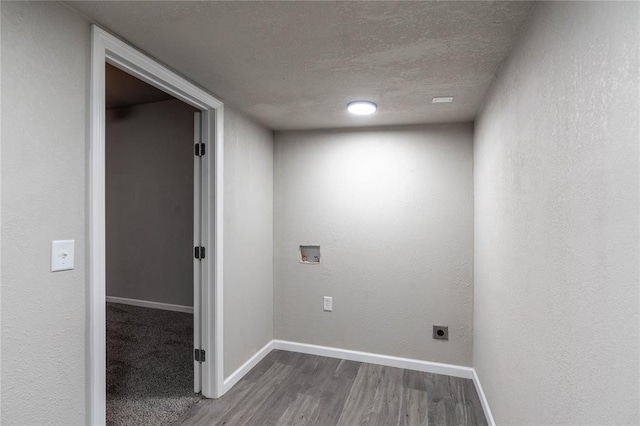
[323,296,333,312]
[51,240,75,272]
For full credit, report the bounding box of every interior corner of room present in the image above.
[1,1,638,426]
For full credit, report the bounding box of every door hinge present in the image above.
[195,143,205,156]
[194,246,206,260]
[194,348,206,362]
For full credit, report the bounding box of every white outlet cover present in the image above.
[51,240,75,272]
[323,296,333,312]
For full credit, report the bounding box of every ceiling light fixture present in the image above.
[347,100,377,115]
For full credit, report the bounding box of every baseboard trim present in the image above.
[472,368,496,426]
[222,340,274,393]
[106,296,194,314]
[272,340,474,379]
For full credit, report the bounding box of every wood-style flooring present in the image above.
[176,350,487,426]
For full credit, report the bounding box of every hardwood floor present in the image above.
[176,350,487,426]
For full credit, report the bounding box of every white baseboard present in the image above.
[106,296,194,314]
[272,340,474,379]
[222,340,274,393]
[472,369,496,426]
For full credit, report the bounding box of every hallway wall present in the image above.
[223,106,274,378]
[0,3,276,420]
[1,2,90,424]
[473,2,640,423]
[106,99,197,308]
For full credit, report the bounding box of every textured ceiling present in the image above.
[69,1,534,130]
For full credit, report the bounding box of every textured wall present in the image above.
[223,107,274,377]
[274,124,474,366]
[1,2,90,424]
[106,99,197,307]
[473,2,640,424]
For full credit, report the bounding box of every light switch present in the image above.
[51,240,75,272]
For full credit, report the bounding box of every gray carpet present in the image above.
[107,302,201,426]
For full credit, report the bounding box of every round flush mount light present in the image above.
[347,100,377,115]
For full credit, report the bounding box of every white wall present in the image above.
[1,2,90,424]
[0,3,276,419]
[106,99,196,308]
[223,107,274,377]
[274,124,474,366]
[473,2,639,424]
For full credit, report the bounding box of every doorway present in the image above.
[90,26,225,425]
[105,63,200,424]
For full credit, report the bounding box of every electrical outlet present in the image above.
[323,296,333,312]
[432,325,448,340]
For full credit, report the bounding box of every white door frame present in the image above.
[89,25,224,425]
[193,111,203,393]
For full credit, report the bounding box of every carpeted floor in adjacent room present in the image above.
[106,302,201,426]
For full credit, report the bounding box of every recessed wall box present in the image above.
[432,325,449,340]
[300,245,321,264]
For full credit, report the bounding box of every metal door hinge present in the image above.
[195,143,205,156]
[194,348,206,362]
[194,246,206,260]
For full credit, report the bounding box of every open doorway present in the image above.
[105,63,201,425]
[90,27,224,424]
